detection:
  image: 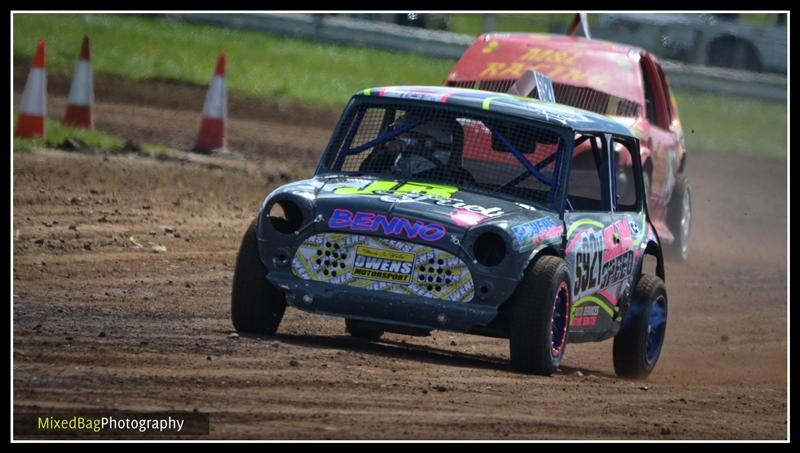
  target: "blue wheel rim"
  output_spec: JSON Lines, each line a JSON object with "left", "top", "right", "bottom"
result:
{"left": 645, "top": 295, "right": 667, "bottom": 365}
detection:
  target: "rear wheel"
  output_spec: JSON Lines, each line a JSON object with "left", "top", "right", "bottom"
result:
{"left": 345, "top": 319, "right": 384, "bottom": 340}
{"left": 231, "top": 219, "right": 287, "bottom": 334}
{"left": 509, "top": 256, "right": 571, "bottom": 375}
{"left": 666, "top": 175, "right": 692, "bottom": 261}
{"left": 613, "top": 274, "right": 667, "bottom": 379}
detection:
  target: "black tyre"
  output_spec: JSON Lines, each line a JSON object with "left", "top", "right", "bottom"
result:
{"left": 666, "top": 175, "right": 692, "bottom": 261}
{"left": 509, "top": 256, "right": 571, "bottom": 375}
{"left": 231, "top": 219, "right": 286, "bottom": 334}
{"left": 613, "top": 274, "right": 667, "bottom": 379}
{"left": 345, "top": 319, "right": 384, "bottom": 341}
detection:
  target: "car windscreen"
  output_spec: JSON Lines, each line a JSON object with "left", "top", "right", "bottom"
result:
{"left": 321, "top": 101, "right": 568, "bottom": 209}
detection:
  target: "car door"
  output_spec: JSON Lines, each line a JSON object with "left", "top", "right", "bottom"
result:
{"left": 606, "top": 136, "right": 645, "bottom": 312}
{"left": 640, "top": 55, "right": 682, "bottom": 229}
{"left": 563, "top": 134, "right": 616, "bottom": 340}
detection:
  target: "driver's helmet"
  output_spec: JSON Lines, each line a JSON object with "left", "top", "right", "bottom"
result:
{"left": 387, "top": 117, "right": 460, "bottom": 177}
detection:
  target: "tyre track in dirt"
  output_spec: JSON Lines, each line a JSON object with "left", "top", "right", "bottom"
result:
{"left": 13, "top": 73, "right": 787, "bottom": 439}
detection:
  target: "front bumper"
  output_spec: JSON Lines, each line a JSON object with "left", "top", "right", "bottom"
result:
{"left": 259, "top": 220, "right": 525, "bottom": 333}
{"left": 267, "top": 273, "right": 500, "bottom": 332}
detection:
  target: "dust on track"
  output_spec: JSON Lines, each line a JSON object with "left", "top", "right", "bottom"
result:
{"left": 13, "top": 73, "right": 787, "bottom": 439}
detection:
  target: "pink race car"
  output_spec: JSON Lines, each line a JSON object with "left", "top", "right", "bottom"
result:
{"left": 445, "top": 22, "right": 692, "bottom": 260}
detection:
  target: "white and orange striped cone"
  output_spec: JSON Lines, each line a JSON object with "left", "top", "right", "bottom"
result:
{"left": 193, "top": 52, "right": 226, "bottom": 153}
{"left": 64, "top": 34, "right": 94, "bottom": 129}
{"left": 15, "top": 39, "right": 47, "bottom": 139}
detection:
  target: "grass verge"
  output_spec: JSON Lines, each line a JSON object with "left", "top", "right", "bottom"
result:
{"left": 13, "top": 13, "right": 453, "bottom": 109}
{"left": 13, "top": 117, "right": 125, "bottom": 152}
{"left": 13, "top": 115, "right": 177, "bottom": 160}
{"left": 673, "top": 89, "right": 786, "bottom": 158}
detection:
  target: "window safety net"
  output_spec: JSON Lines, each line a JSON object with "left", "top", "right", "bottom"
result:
{"left": 326, "top": 102, "right": 567, "bottom": 207}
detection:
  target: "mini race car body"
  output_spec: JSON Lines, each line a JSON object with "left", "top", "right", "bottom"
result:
{"left": 445, "top": 32, "right": 692, "bottom": 260}
{"left": 233, "top": 85, "right": 669, "bottom": 378}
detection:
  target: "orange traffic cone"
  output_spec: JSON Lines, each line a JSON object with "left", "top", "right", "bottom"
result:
{"left": 15, "top": 39, "right": 47, "bottom": 139}
{"left": 64, "top": 34, "right": 94, "bottom": 129}
{"left": 193, "top": 52, "right": 226, "bottom": 153}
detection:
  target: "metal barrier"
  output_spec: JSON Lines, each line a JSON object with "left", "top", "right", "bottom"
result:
{"left": 659, "top": 60, "right": 786, "bottom": 102}
{"left": 165, "top": 13, "right": 786, "bottom": 102}
{"left": 165, "top": 13, "right": 474, "bottom": 59}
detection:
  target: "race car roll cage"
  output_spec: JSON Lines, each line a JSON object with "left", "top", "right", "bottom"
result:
{"left": 320, "top": 98, "right": 643, "bottom": 216}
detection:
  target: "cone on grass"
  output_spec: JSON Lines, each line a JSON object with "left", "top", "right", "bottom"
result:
{"left": 193, "top": 52, "right": 227, "bottom": 153}
{"left": 15, "top": 39, "right": 47, "bottom": 139}
{"left": 64, "top": 34, "right": 94, "bottom": 129}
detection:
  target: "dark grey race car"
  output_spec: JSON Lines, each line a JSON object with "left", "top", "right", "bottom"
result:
{"left": 232, "top": 85, "right": 668, "bottom": 378}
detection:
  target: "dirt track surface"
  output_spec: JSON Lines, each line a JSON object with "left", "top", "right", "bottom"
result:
{"left": 13, "top": 75, "right": 787, "bottom": 440}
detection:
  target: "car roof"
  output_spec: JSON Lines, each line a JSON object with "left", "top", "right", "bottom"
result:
{"left": 354, "top": 85, "right": 635, "bottom": 137}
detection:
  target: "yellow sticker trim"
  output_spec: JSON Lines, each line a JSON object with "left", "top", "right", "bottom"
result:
{"left": 355, "top": 246, "right": 414, "bottom": 262}
{"left": 334, "top": 180, "right": 459, "bottom": 199}
{"left": 566, "top": 219, "right": 604, "bottom": 239}
{"left": 570, "top": 295, "right": 615, "bottom": 321}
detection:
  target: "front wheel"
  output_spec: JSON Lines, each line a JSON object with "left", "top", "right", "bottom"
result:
{"left": 613, "top": 274, "right": 668, "bottom": 379}
{"left": 509, "top": 256, "right": 571, "bottom": 375}
{"left": 231, "top": 219, "right": 287, "bottom": 334}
